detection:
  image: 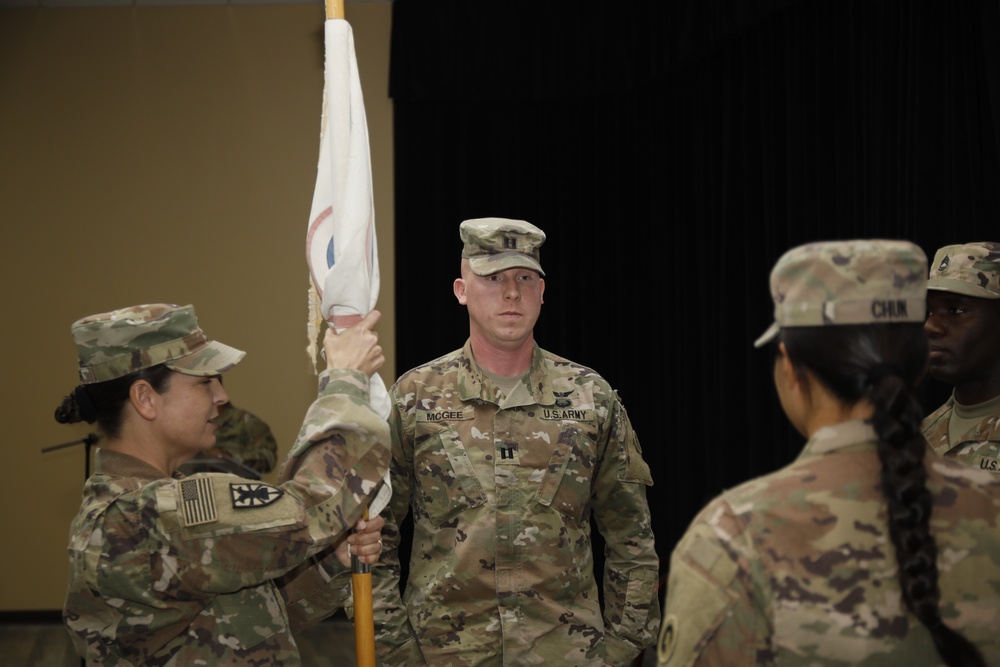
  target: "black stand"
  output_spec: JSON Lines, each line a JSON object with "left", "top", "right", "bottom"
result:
{"left": 41, "top": 433, "right": 100, "bottom": 481}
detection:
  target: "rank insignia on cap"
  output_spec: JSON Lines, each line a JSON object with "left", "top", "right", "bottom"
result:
{"left": 180, "top": 478, "right": 218, "bottom": 526}
{"left": 230, "top": 483, "right": 284, "bottom": 509}
{"left": 503, "top": 236, "right": 517, "bottom": 250}
{"left": 938, "top": 255, "right": 950, "bottom": 272}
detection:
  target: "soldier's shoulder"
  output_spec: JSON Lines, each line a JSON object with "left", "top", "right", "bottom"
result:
{"left": 538, "top": 347, "right": 614, "bottom": 388}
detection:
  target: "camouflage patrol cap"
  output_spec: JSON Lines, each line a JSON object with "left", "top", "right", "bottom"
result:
{"left": 754, "top": 240, "right": 927, "bottom": 348}
{"left": 72, "top": 303, "right": 245, "bottom": 384}
{"left": 927, "top": 241, "right": 1000, "bottom": 299}
{"left": 460, "top": 217, "right": 546, "bottom": 276}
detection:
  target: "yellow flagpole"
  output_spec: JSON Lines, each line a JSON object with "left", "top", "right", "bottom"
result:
{"left": 321, "top": 4, "right": 377, "bottom": 666}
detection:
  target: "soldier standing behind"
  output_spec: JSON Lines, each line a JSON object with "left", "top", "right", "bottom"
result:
{"left": 371, "top": 218, "right": 661, "bottom": 667}
{"left": 922, "top": 241, "right": 1000, "bottom": 473}
{"left": 57, "top": 303, "right": 390, "bottom": 665}
{"left": 206, "top": 400, "right": 280, "bottom": 474}
{"left": 658, "top": 241, "right": 999, "bottom": 666}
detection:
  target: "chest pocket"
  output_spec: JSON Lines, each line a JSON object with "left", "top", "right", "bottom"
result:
{"left": 412, "top": 422, "right": 487, "bottom": 527}
{"left": 533, "top": 419, "right": 598, "bottom": 525}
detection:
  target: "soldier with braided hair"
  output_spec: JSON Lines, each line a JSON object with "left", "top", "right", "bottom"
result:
{"left": 657, "top": 240, "right": 1000, "bottom": 667}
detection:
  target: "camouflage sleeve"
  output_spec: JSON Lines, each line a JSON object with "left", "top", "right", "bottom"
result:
{"left": 592, "top": 391, "right": 662, "bottom": 666}
{"left": 135, "top": 368, "right": 390, "bottom": 597}
{"left": 371, "top": 388, "right": 426, "bottom": 665}
{"left": 658, "top": 499, "right": 770, "bottom": 667}
{"left": 279, "top": 546, "right": 353, "bottom": 632}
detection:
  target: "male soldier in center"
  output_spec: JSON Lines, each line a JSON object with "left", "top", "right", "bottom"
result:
{"left": 371, "top": 217, "right": 661, "bottom": 666}
{"left": 922, "top": 241, "right": 1000, "bottom": 473}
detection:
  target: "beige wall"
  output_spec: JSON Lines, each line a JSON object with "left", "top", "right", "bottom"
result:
{"left": 0, "top": 3, "right": 394, "bottom": 612}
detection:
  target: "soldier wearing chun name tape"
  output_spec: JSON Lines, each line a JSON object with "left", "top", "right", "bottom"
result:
{"left": 922, "top": 241, "right": 1000, "bottom": 474}
{"left": 371, "top": 218, "right": 661, "bottom": 667}
{"left": 657, "top": 241, "right": 1000, "bottom": 667}
{"left": 56, "top": 303, "right": 390, "bottom": 666}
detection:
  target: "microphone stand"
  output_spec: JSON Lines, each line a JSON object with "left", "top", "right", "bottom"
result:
{"left": 41, "top": 433, "right": 99, "bottom": 481}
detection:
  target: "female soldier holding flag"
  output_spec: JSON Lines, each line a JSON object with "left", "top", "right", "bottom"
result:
{"left": 58, "top": 303, "right": 390, "bottom": 665}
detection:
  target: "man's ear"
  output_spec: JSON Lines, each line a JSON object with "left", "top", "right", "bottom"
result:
{"left": 129, "top": 380, "right": 158, "bottom": 422}
{"left": 454, "top": 278, "right": 468, "bottom": 305}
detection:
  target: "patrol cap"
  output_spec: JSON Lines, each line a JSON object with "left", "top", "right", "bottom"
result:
{"left": 754, "top": 240, "right": 927, "bottom": 348}
{"left": 927, "top": 241, "right": 1000, "bottom": 299}
{"left": 460, "top": 217, "right": 546, "bottom": 276}
{"left": 72, "top": 303, "right": 245, "bottom": 384}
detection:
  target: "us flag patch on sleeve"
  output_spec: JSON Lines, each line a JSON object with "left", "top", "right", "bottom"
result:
{"left": 230, "top": 483, "right": 284, "bottom": 509}
{"left": 180, "top": 478, "right": 218, "bottom": 526}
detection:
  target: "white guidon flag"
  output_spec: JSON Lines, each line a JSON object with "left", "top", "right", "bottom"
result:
{"left": 305, "top": 18, "right": 391, "bottom": 516}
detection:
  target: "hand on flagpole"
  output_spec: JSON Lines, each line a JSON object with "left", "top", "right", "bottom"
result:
{"left": 334, "top": 514, "right": 385, "bottom": 567}
{"left": 322, "top": 310, "right": 384, "bottom": 378}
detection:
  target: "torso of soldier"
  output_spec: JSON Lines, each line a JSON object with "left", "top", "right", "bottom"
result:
{"left": 922, "top": 392, "right": 1000, "bottom": 473}
{"left": 392, "top": 342, "right": 624, "bottom": 665}
{"left": 659, "top": 420, "right": 1000, "bottom": 666}
{"left": 64, "top": 449, "right": 301, "bottom": 666}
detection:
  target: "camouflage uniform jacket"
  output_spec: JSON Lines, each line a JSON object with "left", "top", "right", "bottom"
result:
{"left": 922, "top": 394, "right": 1000, "bottom": 473}
{"left": 64, "top": 368, "right": 390, "bottom": 666}
{"left": 211, "top": 402, "right": 279, "bottom": 473}
{"left": 657, "top": 419, "right": 1000, "bottom": 666}
{"left": 372, "top": 340, "right": 661, "bottom": 667}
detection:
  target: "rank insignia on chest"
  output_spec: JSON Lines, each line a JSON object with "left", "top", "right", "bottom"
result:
{"left": 230, "top": 482, "right": 284, "bottom": 509}
{"left": 497, "top": 441, "right": 520, "bottom": 465}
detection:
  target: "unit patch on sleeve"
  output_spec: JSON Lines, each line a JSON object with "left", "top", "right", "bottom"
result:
{"left": 230, "top": 482, "right": 285, "bottom": 509}
{"left": 180, "top": 477, "right": 218, "bottom": 526}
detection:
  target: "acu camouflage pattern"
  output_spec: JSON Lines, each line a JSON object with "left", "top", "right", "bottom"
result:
{"left": 658, "top": 420, "right": 1000, "bottom": 667}
{"left": 922, "top": 395, "right": 1000, "bottom": 473}
{"left": 755, "top": 240, "right": 926, "bottom": 348}
{"left": 460, "top": 217, "right": 546, "bottom": 276}
{"left": 927, "top": 241, "right": 1000, "bottom": 299}
{"left": 72, "top": 303, "right": 245, "bottom": 384}
{"left": 372, "top": 340, "right": 660, "bottom": 667}
{"left": 64, "top": 368, "right": 390, "bottom": 666}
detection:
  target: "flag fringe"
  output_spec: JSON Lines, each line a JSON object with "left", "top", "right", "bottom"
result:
{"left": 306, "top": 276, "right": 325, "bottom": 374}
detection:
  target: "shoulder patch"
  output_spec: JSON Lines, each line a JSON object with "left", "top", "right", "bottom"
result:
{"left": 230, "top": 482, "right": 284, "bottom": 509}
{"left": 180, "top": 477, "right": 218, "bottom": 526}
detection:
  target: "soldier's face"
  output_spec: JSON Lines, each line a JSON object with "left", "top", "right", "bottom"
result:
{"left": 455, "top": 264, "right": 544, "bottom": 351}
{"left": 155, "top": 373, "right": 230, "bottom": 459}
{"left": 925, "top": 291, "right": 1000, "bottom": 393}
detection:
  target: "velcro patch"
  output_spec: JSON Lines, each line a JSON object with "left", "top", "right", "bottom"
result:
{"left": 230, "top": 482, "right": 284, "bottom": 509}
{"left": 180, "top": 478, "right": 218, "bottom": 526}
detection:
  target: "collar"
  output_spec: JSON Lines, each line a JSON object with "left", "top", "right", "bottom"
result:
{"left": 456, "top": 339, "right": 557, "bottom": 408}
{"left": 799, "top": 419, "right": 878, "bottom": 458}
{"left": 92, "top": 447, "right": 179, "bottom": 481}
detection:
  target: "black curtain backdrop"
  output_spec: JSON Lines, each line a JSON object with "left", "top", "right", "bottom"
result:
{"left": 387, "top": 0, "right": 1000, "bottom": 590}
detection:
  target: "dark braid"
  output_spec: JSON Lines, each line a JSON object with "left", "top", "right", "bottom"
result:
{"left": 779, "top": 324, "right": 986, "bottom": 667}
{"left": 54, "top": 365, "right": 174, "bottom": 440}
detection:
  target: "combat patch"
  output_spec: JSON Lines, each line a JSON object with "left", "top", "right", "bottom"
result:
{"left": 230, "top": 482, "right": 284, "bottom": 509}
{"left": 180, "top": 477, "right": 218, "bottom": 526}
